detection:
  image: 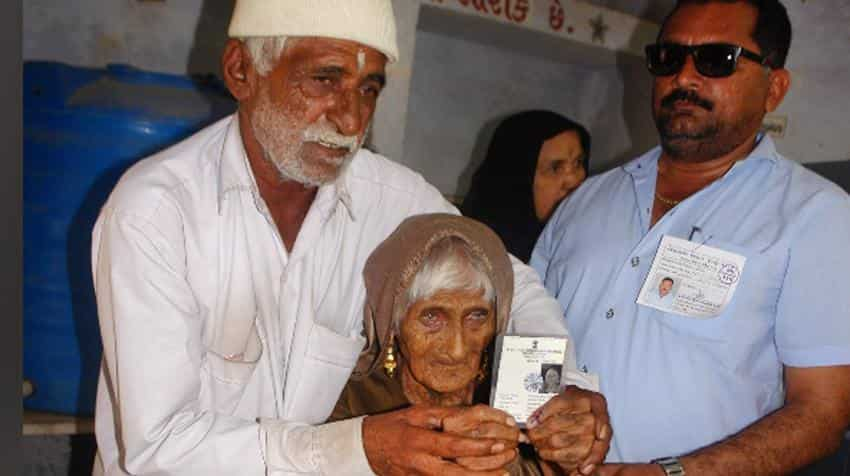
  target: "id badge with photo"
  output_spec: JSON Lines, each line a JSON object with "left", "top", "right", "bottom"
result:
{"left": 637, "top": 235, "right": 746, "bottom": 319}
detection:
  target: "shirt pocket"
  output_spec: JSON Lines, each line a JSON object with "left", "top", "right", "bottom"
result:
{"left": 200, "top": 320, "right": 263, "bottom": 414}
{"left": 651, "top": 238, "right": 784, "bottom": 342}
{"left": 289, "top": 323, "right": 366, "bottom": 424}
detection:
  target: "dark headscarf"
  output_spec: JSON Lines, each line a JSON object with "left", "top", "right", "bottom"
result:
{"left": 461, "top": 110, "right": 591, "bottom": 263}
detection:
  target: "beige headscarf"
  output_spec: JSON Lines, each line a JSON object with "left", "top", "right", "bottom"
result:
{"left": 351, "top": 213, "right": 514, "bottom": 379}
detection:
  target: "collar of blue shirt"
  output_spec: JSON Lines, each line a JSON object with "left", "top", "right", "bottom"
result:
{"left": 622, "top": 133, "right": 779, "bottom": 179}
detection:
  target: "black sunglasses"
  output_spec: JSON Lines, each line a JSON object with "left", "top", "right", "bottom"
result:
{"left": 645, "top": 42, "right": 770, "bottom": 78}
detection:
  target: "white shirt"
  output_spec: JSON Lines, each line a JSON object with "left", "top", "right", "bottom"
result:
{"left": 91, "top": 115, "right": 573, "bottom": 475}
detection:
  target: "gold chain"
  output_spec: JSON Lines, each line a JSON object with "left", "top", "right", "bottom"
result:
{"left": 655, "top": 192, "right": 681, "bottom": 206}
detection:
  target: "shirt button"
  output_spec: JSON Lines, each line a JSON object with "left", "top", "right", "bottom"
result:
{"left": 606, "top": 308, "right": 615, "bottom": 319}
{"left": 631, "top": 256, "right": 640, "bottom": 267}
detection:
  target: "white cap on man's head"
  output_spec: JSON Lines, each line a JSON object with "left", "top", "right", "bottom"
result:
{"left": 227, "top": 0, "right": 399, "bottom": 63}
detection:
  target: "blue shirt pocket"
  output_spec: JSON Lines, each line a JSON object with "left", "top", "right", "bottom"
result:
{"left": 649, "top": 237, "right": 785, "bottom": 349}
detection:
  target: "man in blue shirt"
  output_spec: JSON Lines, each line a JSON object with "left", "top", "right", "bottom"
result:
{"left": 531, "top": 1, "right": 850, "bottom": 475}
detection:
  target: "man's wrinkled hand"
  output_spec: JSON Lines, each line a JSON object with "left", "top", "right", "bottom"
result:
{"left": 442, "top": 404, "right": 522, "bottom": 471}
{"left": 526, "top": 386, "right": 611, "bottom": 475}
{"left": 363, "top": 405, "right": 516, "bottom": 476}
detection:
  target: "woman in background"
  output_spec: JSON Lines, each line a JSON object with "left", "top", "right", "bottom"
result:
{"left": 462, "top": 110, "right": 591, "bottom": 263}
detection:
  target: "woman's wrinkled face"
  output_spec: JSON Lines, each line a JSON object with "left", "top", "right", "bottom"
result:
{"left": 400, "top": 289, "right": 496, "bottom": 394}
{"left": 533, "top": 130, "right": 587, "bottom": 222}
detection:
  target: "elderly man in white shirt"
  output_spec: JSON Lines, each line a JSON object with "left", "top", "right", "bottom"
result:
{"left": 90, "top": 1, "right": 611, "bottom": 475}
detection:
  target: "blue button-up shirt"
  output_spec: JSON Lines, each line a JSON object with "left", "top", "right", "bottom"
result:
{"left": 531, "top": 136, "right": 850, "bottom": 462}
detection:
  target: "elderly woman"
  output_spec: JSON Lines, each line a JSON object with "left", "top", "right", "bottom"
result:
{"left": 331, "top": 214, "right": 579, "bottom": 475}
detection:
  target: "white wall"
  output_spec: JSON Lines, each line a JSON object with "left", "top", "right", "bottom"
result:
{"left": 23, "top": 0, "right": 233, "bottom": 78}
{"left": 23, "top": 0, "right": 850, "bottom": 169}
{"left": 778, "top": 1, "right": 850, "bottom": 163}
{"left": 400, "top": 5, "right": 655, "bottom": 197}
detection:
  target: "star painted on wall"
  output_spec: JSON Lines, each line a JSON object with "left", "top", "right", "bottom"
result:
{"left": 589, "top": 14, "right": 609, "bottom": 44}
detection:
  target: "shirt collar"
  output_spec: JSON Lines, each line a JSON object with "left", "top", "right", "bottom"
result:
{"left": 312, "top": 170, "right": 356, "bottom": 222}
{"left": 217, "top": 114, "right": 257, "bottom": 214}
{"left": 748, "top": 133, "right": 779, "bottom": 163}
{"left": 216, "top": 114, "right": 356, "bottom": 221}
{"left": 622, "top": 147, "right": 662, "bottom": 177}
{"left": 623, "top": 133, "right": 780, "bottom": 178}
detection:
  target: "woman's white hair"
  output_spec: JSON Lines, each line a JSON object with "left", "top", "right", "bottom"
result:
{"left": 403, "top": 237, "right": 495, "bottom": 327}
{"left": 239, "top": 36, "right": 289, "bottom": 76}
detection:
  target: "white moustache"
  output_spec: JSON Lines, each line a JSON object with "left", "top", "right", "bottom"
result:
{"left": 303, "top": 126, "right": 359, "bottom": 151}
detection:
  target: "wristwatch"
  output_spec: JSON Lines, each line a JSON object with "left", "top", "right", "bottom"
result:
{"left": 651, "top": 456, "right": 685, "bottom": 476}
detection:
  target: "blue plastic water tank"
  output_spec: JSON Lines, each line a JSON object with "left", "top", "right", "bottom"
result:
{"left": 24, "top": 61, "right": 237, "bottom": 415}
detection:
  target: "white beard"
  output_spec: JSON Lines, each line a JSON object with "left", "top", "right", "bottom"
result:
{"left": 250, "top": 87, "right": 368, "bottom": 187}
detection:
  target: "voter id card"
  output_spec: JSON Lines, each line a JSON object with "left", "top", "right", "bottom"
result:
{"left": 637, "top": 235, "right": 746, "bottom": 319}
{"left": 490, "top": 335, "right": 569, "bottom": 427}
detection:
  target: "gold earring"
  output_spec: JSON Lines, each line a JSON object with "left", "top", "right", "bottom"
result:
{"left": 383, "top": 336, "right": 397, "bottom": 378}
